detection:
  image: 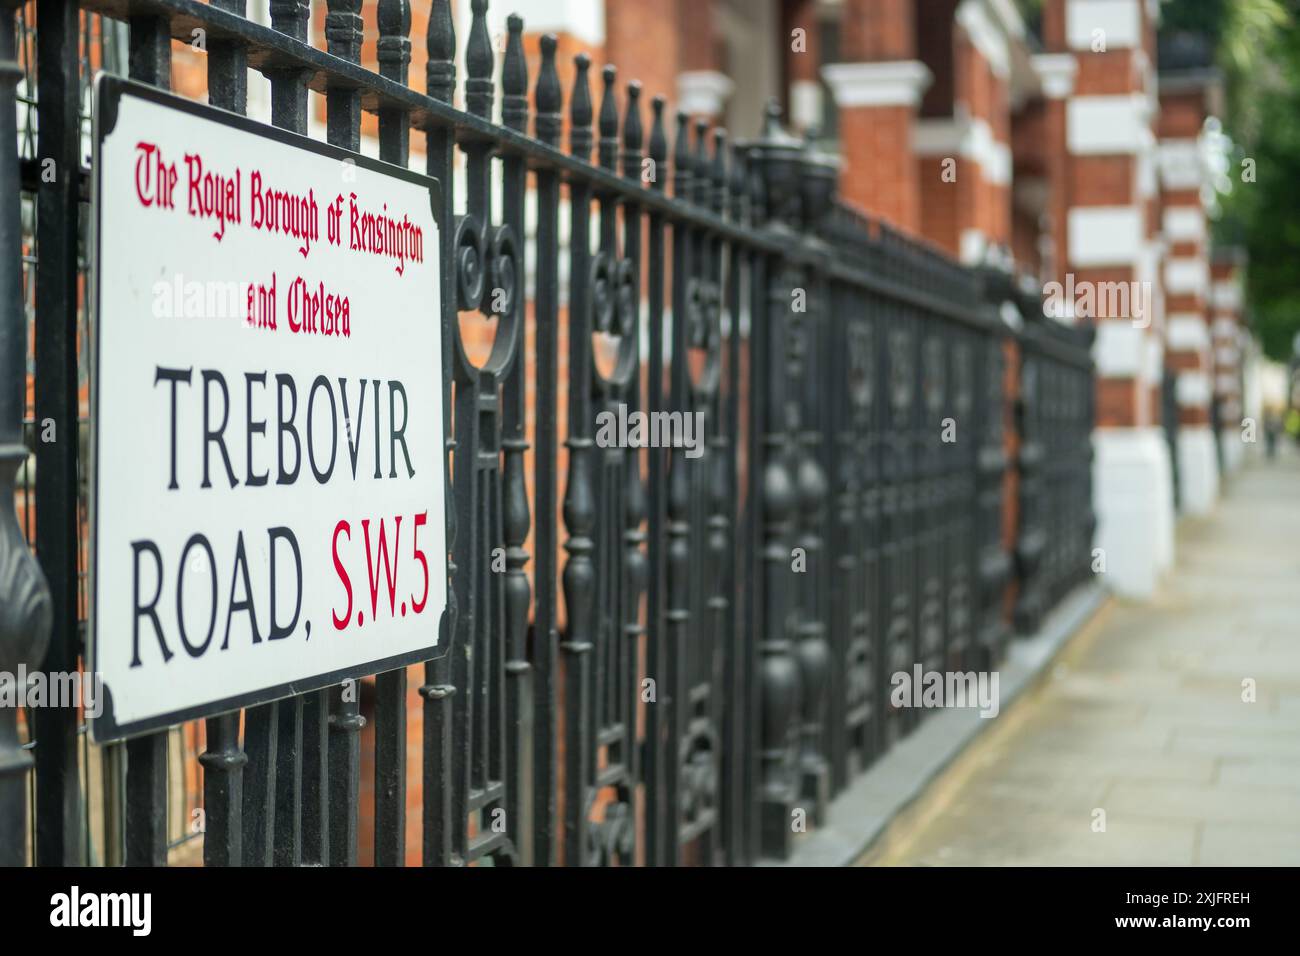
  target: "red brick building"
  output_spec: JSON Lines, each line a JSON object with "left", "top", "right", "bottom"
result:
{"left": 460, "top": 0, "right": 1242, "bottom": 600}
{"left": 16, "top": 0, "right": 1249, "bottom": 866}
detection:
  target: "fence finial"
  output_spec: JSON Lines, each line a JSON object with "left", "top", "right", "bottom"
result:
{"left": 325, "top": 0, "right": 363, "bottom": 64}
{"left": 502, "top": 14, "right": 528, "bottom": 132}
{"left": 465, "top": 0, "right": 494, "bottom": 118}
{"left": 694, "top": 118, "right": 710, "bottom": 205}
{"left": 673, "top": 111, "right": 692, "bottom": 199}
{"left": 711, "top": 128, "right": 727, "bottom": 214}
{"left": 570, "top": 53, "right": 593, "bottom": 160}
{"left": 730, "top": 142, "right": 747, "bottom": 222}
{"left": 622, "top": 82, "right": 642, "bottom": 180}
{"left": 598, "top": 65, "right": 618, "bottom": 171}
{"left": 427, "top": 0, "right": 456, "bottom": 102}
{"left": 535, "top": 35, "right": 561, "bottom": 146}
{"left": 377, "top": 0, "right": 412, "bottom": 83}
{"left": 649, "top": 96, "right": 667, "bottom": 192}
{"left": 270, "top": 0, "right": 310, "bottom": 41}
{"left": 762, "top": 98, "right": 784, "bottom": 137}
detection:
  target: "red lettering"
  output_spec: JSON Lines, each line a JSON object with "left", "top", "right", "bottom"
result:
{"left": 362, "top": 516, "right": 402, "bottom": 620}
{"left": 411, "top": 511, "right": 429, "bottom": 613}
{"left": 332, "top": 520, "right": 352, "bottom": 630}
{"left": 134, "top": 141, "right": 177, "bottom": 210}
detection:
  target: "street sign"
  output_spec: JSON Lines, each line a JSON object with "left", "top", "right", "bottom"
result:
{"left": 88, "top": 76, "right": 448, "bottom": 741}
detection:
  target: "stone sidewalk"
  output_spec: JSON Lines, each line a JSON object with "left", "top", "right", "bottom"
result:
{"left": 864, "top": 449, "right": 1300, "bottom": 866}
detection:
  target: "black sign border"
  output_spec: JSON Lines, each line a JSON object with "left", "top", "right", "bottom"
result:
{"left": 88, "top": 73, "right": 452, "bottom": 743}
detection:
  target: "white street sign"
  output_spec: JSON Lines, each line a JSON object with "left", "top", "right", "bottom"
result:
{"left": 89, "top": 77, "right": 448, "bottom": 741}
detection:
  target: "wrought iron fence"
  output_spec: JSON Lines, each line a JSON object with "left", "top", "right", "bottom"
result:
{"left": 0, "top": 0, "right": 1096, "bottom": 867}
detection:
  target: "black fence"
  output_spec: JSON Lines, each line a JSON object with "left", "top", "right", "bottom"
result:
{"left": 0, "top": 0, "right": 1095, "bottom": 867}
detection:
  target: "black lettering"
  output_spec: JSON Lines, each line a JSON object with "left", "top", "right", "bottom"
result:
{"left": 154, "top": 366, "right": 192, "bottom": 490}
{"left": 388, "top": 379, "right": 414, "bottom": 478}
{"left": 245, "top": 371, "right": 269, "bottom": 487}
{"left": 339, "top": 377, "right": 367, "bottom": 479}
{"left": 371, "top": 378, "right": 382, "bottom": 479}
{"left": 276, "top": 373, "right": 300, "bottom": 484}
{"left": 201, "top": 370, "right": 238, "bottom": 489}
{"left": 222, "top": 530, "right": 261, "bottom": 648}
{"left": 307, "top": 375, "right": 338, "bottom": 483}
{"left": 268, "top": 526, "right": 302, "bottom": 641}
{"left": 176, "top": 533, "right": 218, "bottom": 657}
{"left": 130, "top": 539, "right": 172, "bottom": 667}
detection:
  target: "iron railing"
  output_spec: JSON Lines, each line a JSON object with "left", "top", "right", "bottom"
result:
{"left": 0, "top": 0, "right": 1096, "bottom": 867}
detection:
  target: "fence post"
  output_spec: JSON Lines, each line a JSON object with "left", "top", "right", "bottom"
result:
{"left": 1014, "top": 294, "right": 1048, "bottom": 636}
{"left": 0, "top": 0, "right": 52, "bottom": 868}
{"left": 200, "top": 0, "right": 254, "bottom": 869}
{"left": 969, "top": 268, "right": 1012, "bottom": 665}
{"left": 749, "top": 104, "right": 804, "bottom": 860}
{"left": 792, "top": 137, "right": 836, "bottom": 824}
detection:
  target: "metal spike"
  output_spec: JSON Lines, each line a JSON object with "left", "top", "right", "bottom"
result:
{"left": 570, "top": 53, "right": 593, "bottom": 160}
{"left": 426, "top": 0, "right": 455, "bottom": 102}
{"left": 535, "top": 34, "right": 561, "bottom": 146}
{"left": 598, "top": 65, "right": 618, "bottom": 171}
{"left": 502, "top": 13, "right": 528, "bottom": 132}
{"left": 694, "top": 118, "right": 710, "bottom": 205}
{"left": 376, "top": 0, "right": 412, "bottom": 84}
{"left": 648, "top": 96, "right": 667, "bottom": 192}
{"left": 673, "top": 111, "right": 692, "bottom": 199}
{"left": 465, "top": 0, "right": 494, "bottom": 118}
{"left": 711, "top": 128, "right": 727, "bottom": 214}
{"left": 622, "top": 82, "right": 642, "bottom": 180}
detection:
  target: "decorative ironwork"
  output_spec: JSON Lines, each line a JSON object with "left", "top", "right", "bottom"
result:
{"left": 2, "top": 0, "right": 1099, "bottom": 868}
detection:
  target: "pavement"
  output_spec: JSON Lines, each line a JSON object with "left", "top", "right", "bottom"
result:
{"left": 862, "top": 447, "right": 1300, "bottom": 866}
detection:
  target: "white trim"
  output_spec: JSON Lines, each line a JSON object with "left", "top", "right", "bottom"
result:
{"left": 913, "top": 117, "right": 965, "bottom": 154}
{"left": 1066, "top": 0, "right": 1142, "bottom": 51}
{"left": 1164, "top": 257, "right": 1208, "bottom": 297}
{"left": 676, "top": 71, "right": 735, "bottom": 118}
{"left": 1165, "top": 314, "right": 1209, "bottom": 351}
{"left": 1136, "top": 128, "right": 1158, "bottom": 199}
{"left": 914, "top": 114, "right": 1011, "bottom": 185}
{"left": 1176, "top": 370, "right": 1211, "bottom": 408}
{"left": 821, "top": 60, "right": 933, "bottom": 109}
{"left": 1092, "top": 426, "right": 1175, "bottom": 598}
{"left": 1093, "top": 320, "right": 1145, "bottom": 376}
{"left": 1067, "top": 206, "right": 1143, "bottom": 268}
{"left": 1211, "top": 280, "right": 1242, "bottom": 311}
{"left": 957, "top": 0, "right": 1010, "bottom": 79}
{"left": 988, "top": 0, "right": 1028, "bottom": 37}
{"left": 1162, "top": 206, "right": 1205, "bottom": 243}
{"left": 1067, "top": 94, "right": 1149, "bottom": 154}
{"left": 1157, "top": 139, "right": 1205, "bottom": 191}
{"left": 1143, "top": 335, "right": 1164, "bottom": 385}
{"left": 1212, "top": 317, "right": 1238, "bottom": 338}
{"left": 1176, "top": 426, "right": 1219, "bottom": 516}
{"left": 1031, "top": 53, "right": 1078, "bottom": 99}
{"left": 1215, "top": 345, "right": 1238, "bottom": 368}
{"left": 986, "top": 139, "right": 1012, "bottom": 186}
{"left": 959, "top": 228, "right": 989, "bottom": 265}
{"left": 789, "top": 79, "right": 823, "bottom": 131}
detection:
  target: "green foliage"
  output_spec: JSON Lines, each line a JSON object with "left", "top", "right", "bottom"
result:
{"left": 1198, "top": 0, "right": 1300, "bottom": 360}
{"left": 1161, "top": 0, "right": 1228, "bottom": 36}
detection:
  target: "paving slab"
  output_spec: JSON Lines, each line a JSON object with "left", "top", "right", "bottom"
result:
{"left": 865, "top": 452, "right": 1300, "bottom": 866}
